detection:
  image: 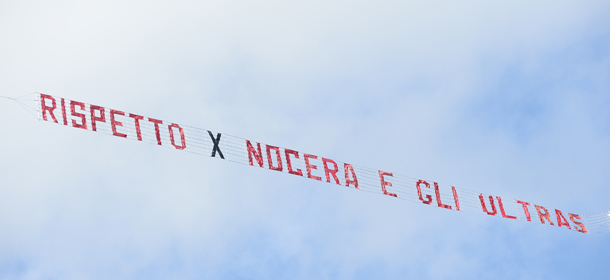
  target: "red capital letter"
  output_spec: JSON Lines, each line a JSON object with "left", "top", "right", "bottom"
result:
{"left": 555, "top": 209, "right": 571, "bottom": 229}
{"left": 148, "top": 118, "right": 163, "bottom": 145}
{"left": 516, "top": 200, "right": 531, "bottom": 221}
{"left": 284, "top": 149, "right": 303, "bottom": 176}
{"left": 246, "top": 140, "right": 263, "bottom": 167}
{"left": 304, "top": 154, "right": 322, "bottom": 181}
{"left": 70, "top": 101, "right": 87, "bottom": 130}
{"left": 322, "top": 158, "right": 340, "bottom": 184}
{"left": 129, "top": 114, "right": 144, "bottom": 141}
{"left": 479, "top": 194, "right": 497, "bottom": 216}
{"left": 379, "top": 171, "right": 397, "bottom": 197}
{"left": 61, "top": 98, "right": 67, "bottom": 125}
{"left": 496, "top": 196, "right": 516, "bottom": 219}
{"left": 90, "top": 105, "right": 105, "bottom": 132}
{"left": 40, "top": 94, "right": 58, "bottom": 123}
{"left": 534, "top": 205, "right": 554, "bottom": 225}
{"left": 266, "top": 145, "right": 283, "bottom": 171}
{"left": 569, "top": 214, "right": 587, "bottom": 233}
{"left": 452, "top": 186, "right": 461, "bottom": 211}
{"left": 416, "top": 180, "right": 432, "bottom": 204}
{"left": 434, "top": 182, "right": 451, "bottom": 209}
{"left": 168, "top": 123, "right": 186, "bottom": 150}
{"left": 110, "top": 110, "right": 127, "bottom": 138}
{"left": 344, "top": 163, "right": 359, "bottom": 189}
{"left": 285, "top": 149, "right": 303, "bottom": 176}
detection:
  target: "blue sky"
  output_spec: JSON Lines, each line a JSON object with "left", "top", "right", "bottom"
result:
{"left": 1, "top": 1, "right": 609, "bottom": 279}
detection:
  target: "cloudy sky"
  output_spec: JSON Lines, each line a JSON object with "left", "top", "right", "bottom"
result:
{"left": 1, "top": 1, "right": 609, "bottom": 279}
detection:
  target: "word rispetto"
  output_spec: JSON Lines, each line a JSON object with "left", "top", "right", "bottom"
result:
{"left": 36, "top": 93, "right": 610, "bottom": 234}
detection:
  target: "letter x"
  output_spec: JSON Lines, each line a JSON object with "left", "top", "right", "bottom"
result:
{"left": 208, "top": 130, "right": 225, "bottom": 159}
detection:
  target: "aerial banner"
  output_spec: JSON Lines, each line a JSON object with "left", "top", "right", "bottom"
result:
{"left": 35, "top": 93, "right": 610, "bottom": 234}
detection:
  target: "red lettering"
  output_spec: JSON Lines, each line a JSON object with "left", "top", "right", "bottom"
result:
{"left": 452, "top": 186, "right": 460, "bottom": 211}
{"left": 304, "top": 154, "right": 322, "bottom": 181}
{"left": 246, "top": 140, "right": 263, "bottom": 167}
{"left": 61, "top": 98, "right": 67, "bottom": 125}
{"left": 379, "top": 171, "right": 396, "bottom": 197}
{"left": 40, "top": 94, "right": 58, "bottom": 123}
{"left": 168, "top": 123, "right": 186, "bottom": 150}
{"left": 479, "top": 194, "right": 497, "bottom": 216}
{"left": 516, "top": 200, "right": 531, "bottom": 221}
{"left": 285, "top": 149, "right": 302, "bottom": 176}
{"left": 569, "top": 213, "right": 587, "bottom": 233}
{"left": 110, "top": 110, "right": 127, "bottom": 138}
{"left": 70, "top": 101, "right": 87, "bottom": 130}
{"left": 266, "top": 145, "right": 283, "bottom": 171}
{"left": 129, "top": 114, "right": 144, "bottom": 141}
{"left": 534, "top": 205, "right": 554, "bottom": 225}
{"left": 90, "top": 105, "right": 105, "bottom": 132}
{"left": 416, "top": 180, "right": 432, "bottom": 204}
{"left": 496, "top": 196, "right": 516, "bottom": 219}
{"left": 322, "top": 158, "right": 340, "bottom": 184}
{"left": 148, "top": 118, "right": 163, "bottom": 145}
{"left": 344, "top": 163, "right": 359, "bottom": 189}
{"left": 434, "top": 182, "right": 451, "bottom": 209}
{"left": 555, "top": 209, "right": 571, "bottom": 229}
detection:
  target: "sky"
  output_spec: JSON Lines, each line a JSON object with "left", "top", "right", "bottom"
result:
{"left": 1, "top": 1, "right": 609, "bottom": 279}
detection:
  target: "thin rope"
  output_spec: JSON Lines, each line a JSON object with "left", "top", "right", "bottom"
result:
{"left": 0, "top": 94, "right": 39, "bottom": 119}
